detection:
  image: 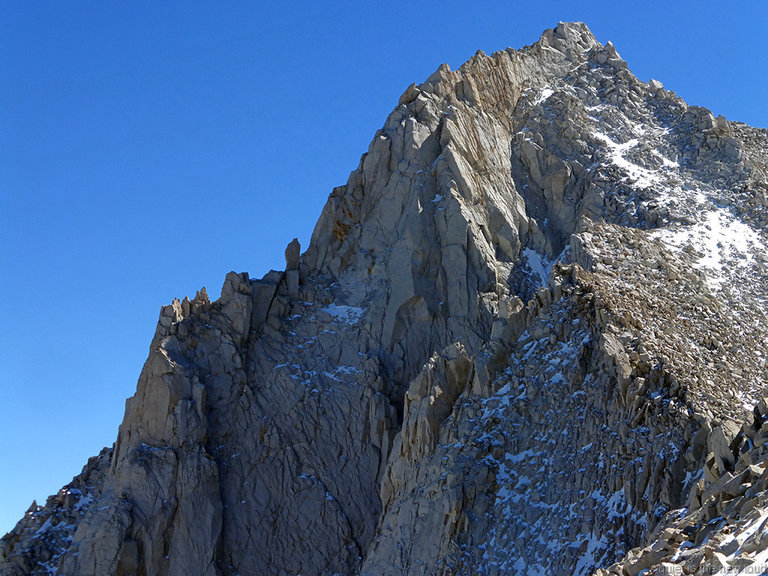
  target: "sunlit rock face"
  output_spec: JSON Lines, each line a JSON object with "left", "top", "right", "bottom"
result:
{"left": 3, "top": 21, "right": 768, "bottom": 576}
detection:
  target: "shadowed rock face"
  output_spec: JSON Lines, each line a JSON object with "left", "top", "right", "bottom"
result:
{"left": 3, "top": 21, "right": 768, "bottom": 576}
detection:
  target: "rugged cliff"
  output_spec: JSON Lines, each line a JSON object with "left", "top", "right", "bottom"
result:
{"left": 3, "top": 22, "right": 768, "bottom": 576}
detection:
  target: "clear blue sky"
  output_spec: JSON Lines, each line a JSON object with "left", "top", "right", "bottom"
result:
{"left": 1, "top": 1, "right": 766, "bottom": 535}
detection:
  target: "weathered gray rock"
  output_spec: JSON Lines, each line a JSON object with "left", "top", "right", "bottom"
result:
{"left": 250, "top": 269, "right": 281, "bottom": 328}
{"left": 285, "top": 237, "right": 301, "bottom": 270}
{"left": 709, "top": 420, "right": 741, "bottom": 473}
{"left": 4, "top": 20, "right": 768, "bottom": 576}
{"left": 285, "top": 269, "right": 299, "bottom": 296}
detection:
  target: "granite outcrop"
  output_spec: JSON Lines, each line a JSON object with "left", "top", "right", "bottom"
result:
{"left": 3, "top": 22, "right": 768, "bottom": 576}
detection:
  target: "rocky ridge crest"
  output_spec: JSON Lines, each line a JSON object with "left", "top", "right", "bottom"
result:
{"left": 3, "top": 22, "right": 768, "bottom": 576}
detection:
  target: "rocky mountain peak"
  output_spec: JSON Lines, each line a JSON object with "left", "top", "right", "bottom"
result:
{"left": 3, "top": 22, "right": 768, "bottom": 576}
